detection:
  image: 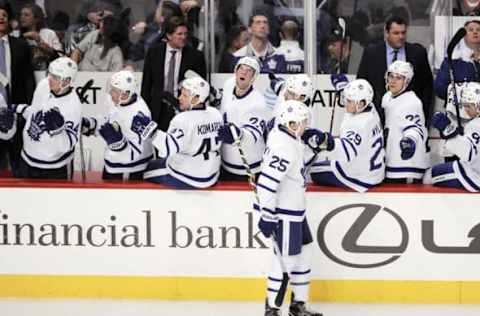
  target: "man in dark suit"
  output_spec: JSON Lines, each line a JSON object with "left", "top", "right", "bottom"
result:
{"left": 0, "top": 2, "right": 35, "bottom": 175}
{"left": 141, "top": 16, "right": 206, "bottom": 131}
{"left": 357, "top": 15, "right": 433, "bottom": 125}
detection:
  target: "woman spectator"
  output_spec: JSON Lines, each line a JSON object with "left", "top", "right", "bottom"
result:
{"left": 19, "top": 3, "right": 62, "bottom": 70}
{"left": 70, "top": 14, "right": 124, "bottom": 71}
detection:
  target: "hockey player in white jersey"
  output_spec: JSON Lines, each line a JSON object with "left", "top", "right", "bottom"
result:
{"left": 217, "top": 56, "right": 271, "bottom": 180}
{"left": 0, "top": 57, "right": 81, "bottom": 179}
{"left": 82, "top": 70, "right": 154, "bottom": 180}
{"left": 133, "top": 76, "right": 223, "bottom": 188}
{"left": 382, "top": 60, "right": 430, "bottom": 182}
{"left": 426, "top": 82, "right": 480, "bottom": 192}
{"left": 264, "top": 72, "right": 313, "bottom": 112}
{"left": 309, "top": 79, "right": 385, "bottom": 192}
{"left": 256, "top": 100, "right": 321, "bottom": 316}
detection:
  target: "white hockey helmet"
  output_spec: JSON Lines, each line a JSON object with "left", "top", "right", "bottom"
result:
{"left": 278, "top": 100, "right": 310, "bottom": 136}
{"left": 460, "top": 82, "right": 480, "bottom": 109}
{"left": 48, "top": 57, "right": 78, "bottom": 85}
{"left": 234, "top": 56, "right": 260, "bottom": 81}
{"left": 284, "top": 74, "right": 313, "bottom": 102}
{"left": 343, "top": 79, "right": 374, "bottom": 112}
{"left": 180, "top": 76, "right": 210, "bottom": 109}
{"left": 385, "top": 60, "right": 414, "bottom": 94}
{"left": 108, "top": 70, "right": 137, "bottom": 105}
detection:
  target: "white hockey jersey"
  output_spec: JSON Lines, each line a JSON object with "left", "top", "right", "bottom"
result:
{"left": 151, "top": 106, "right": 223, "bottom": 188}
{"left": 102, "top": 96, "right": 154, "bottom": 174}
{"left": 329, "top": 105, "right": 385, "bottom": 192}
{"left": 220, "top": 81, "right": 271, "bottom": 175}
{"left": 255, "top": 125, "right": 307, "bottom": 224}
{"left": 21, "top": 88, "right": 82, "bottom": 169}
{"left": 382, "top": 91, "right": 430, "bottom": 179}
{"left": 443, "top": 117, "right": 480, "bottom": 192}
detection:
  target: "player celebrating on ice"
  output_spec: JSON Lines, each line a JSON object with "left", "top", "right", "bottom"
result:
{"left": 425, "top": 82, "right": 480, "bottom": 192}
{"left": 309, "top": 79, "right": 385, "bottom": 192}
{"left": 255, "top": 99, "right": 322, "bottom": 316}
{"left": 381, "top": 60, "right": 430, "bottom": 183}
{"left": 82, "top": 70, "right": 154, "bottom": 180}
{"left": 133, "top": 76, "right": 223, "bottom": 188}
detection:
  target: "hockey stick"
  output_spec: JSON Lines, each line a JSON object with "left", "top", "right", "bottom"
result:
{"left": 78, "top": 127, "right": 86, "bottom": 182}
{"left": 447, "top": 27, "right": 467, "bottom": 131}
{"left": 227, "top": 121, "right": 291, "bottom": 307}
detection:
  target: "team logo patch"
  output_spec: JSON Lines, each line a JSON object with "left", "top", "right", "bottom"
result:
{"left": 302, "top": 81, "right": 307, "bottom": 87}
{"left": 127, "top": 77, "right": 132, "bottom": 83}
{"left": 287, "top": 106, "right": 293, "bottom": 112}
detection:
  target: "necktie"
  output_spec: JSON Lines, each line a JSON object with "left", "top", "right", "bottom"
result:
{"left": 165, "top": 50, "right": 177, "bottom": 94}
{"left": 0, "top": 40, "right": 7, "bottom": 102}
{"left": 392, "top": 49, "right": 399, "bottom": 63}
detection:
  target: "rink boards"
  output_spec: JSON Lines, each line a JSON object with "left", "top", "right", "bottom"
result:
{"left": 0, "top": 178, "right": 480, "bottom": 303}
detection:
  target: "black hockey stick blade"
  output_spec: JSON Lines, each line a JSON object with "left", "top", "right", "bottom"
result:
{"left": 447, "top": 27, "right": 466, "bottom": 61}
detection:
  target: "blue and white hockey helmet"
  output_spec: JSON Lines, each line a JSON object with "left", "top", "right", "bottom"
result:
{"left": 386, "top": 60, "right": 414, "bottom": 83}
{"left": 460, "top": 82, "right": 480, "bottom": 108}
{"left": 48, "top": 57, "right": 78, "bottom": 82}
{"left": 109, "top": 70, "right": 137, "bottom": 95}
{"left": 180, "top": 76, "right": 210, "bottom": 104}
{"left": 284, "top": 74, "right": 313, "bottom": 101}
{"left": 343, "top": 79, "right": 373, "bottom": 110}
{"left": 278, "top": 99, "right": 310, "bottom": 128}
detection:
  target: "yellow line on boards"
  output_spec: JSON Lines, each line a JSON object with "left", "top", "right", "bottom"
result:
{"left": 0, "top": 275, "right": 479, "bottom": 304}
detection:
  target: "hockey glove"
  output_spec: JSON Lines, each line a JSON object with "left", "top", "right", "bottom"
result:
{"left": 330, "top": 73, "right": 349, "bottom": 92}
{"left": 400, "top": 137, "right": 416, "bottom": 160}
{"left": 268, "top": 72, "right": 285, "bottom": 95}
{"left": 131, "top": 111, "right": 158, "bottom": 140}
{"left": 99, "top": 122, "right": 126, "bottom": 151}
{"left": 43, "top": 107, "right": 65, "bottom": 135}
{"left": 301, "top": 128, "right": 334, "bottom": 152}
{"left": 159, "top": 91, "right": 180, "bottom": 112}
{"left": 217, "top": 123, "right": 242, "bottom": 144}
{"left": 0, "top": 107, "right": 14, "bottom": 133}
{"left": 209, "top": 86, "right": 222, "bottom": 108}
{"left": 258, "top": 217, "right": 278, "bottom": 238}
{"left": 81, "top": 117, "right": 97, "bottom": 136}
{"left": 432, "top": 112, "right": 460, "bottom": 139}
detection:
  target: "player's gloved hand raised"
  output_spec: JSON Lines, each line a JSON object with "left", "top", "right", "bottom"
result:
{"left": 400, "top": 137, "right": 416, "bottom": 160}
{"left": 432, "top": 112, "right": 460, "bottom": 139}
{"left": 301, "top": 128, "right": 334, "bottom": 152}
{"left": 267, "top": 71, "right": 284, "bottom": 95}
{"left": 99, "top": 122, "right": 126, "bottom": 151}
{"left": 159, "top": 91, "right": 180, "bottom": 112}
{"left": 330, "top": 73, "right": 348, "bottom": 92}
{"left": 258, "top": 217, "right": 278, "bottom": 238}
{"left": 217, "top": 123, "right": 242, "bottom": 144}
{"left": 131, "top": 111, "right": 158, "bottom": 140}
{"left": 209, "top": 86, "right": 222, "bottom": 108}
{"left": 81, "top": 117, "right": 97, "bottom": 136}
{"left": 43, "top": 107, "right": 65, "bottom": 135}
{"left": 0, "top": 107, "right": 14, "bottom": 133}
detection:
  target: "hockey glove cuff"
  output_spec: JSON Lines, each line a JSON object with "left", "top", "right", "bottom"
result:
{"left": 432, "top": 112, "right": 460, "bottom": 139}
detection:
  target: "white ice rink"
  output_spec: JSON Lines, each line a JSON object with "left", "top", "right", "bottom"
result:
{"left": 2, "top": 299, "right": 480, "bottom": 316}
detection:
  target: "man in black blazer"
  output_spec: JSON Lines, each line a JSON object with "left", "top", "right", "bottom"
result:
{"left": 141, "top": 16, "right": 206, "bottom": 132}
{"left": 357, "top": 16, "right": 433, "bottom": 125}
{"left": 0, "top": 2, "right": 35, "bottom": 175}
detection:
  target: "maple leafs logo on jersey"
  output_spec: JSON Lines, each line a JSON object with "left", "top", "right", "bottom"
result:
{"left": 27, "top": 110, "right": 46, "bottom": 141}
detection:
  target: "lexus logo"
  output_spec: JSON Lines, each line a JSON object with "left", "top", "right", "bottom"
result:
{"left": 317, "top": 203, "right": 409, "bottom": 268}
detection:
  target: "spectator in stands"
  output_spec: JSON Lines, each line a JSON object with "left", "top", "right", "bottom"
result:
{"left": 226, "top": 9, "right": 286, "bottom": 73}
{"left": 19, "top": 3, "right": 62, "bottom": 70}
{"left": 128, "top": 0, "right": 183, "bottom": 65}
{"left": 357, "top": 15, "right": 433, "bottom": 125}
{"left": 321, "top": 34, "right": 349, "bottom": 74}
{"left": 141, "top": 16, "right": 206, "bottom": 132}
{"left": 276, "top": 19, "right": 304, "bottom": 74}
{"left": 435, "top": 21, "right": 480, "bottom": 101}
{"left": 66, "top": 1, "right": 119, "bottom": 54}
{"left": 453, "top": 0, "right": 480, "bottom": 16}
{"left": 49, "top": 10, "right": 70, "bottom": 56}
{"left": 70, "top": 14, "right": 124, "bottom": 71}
{"left": 0, "top": 2, "right": 36, "bottom": 177}
{"left": 218, "top": 24, "right": 249, "bottom": 73}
